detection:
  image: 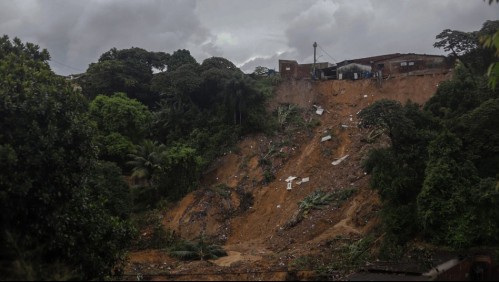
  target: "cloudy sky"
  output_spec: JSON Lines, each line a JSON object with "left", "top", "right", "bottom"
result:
{"left": 1, "top": 0, "right": 497, "bottom": 75}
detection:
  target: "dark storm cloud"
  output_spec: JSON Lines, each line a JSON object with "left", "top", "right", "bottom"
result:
{"left": 0, "top": 0, "right": 215, "bottom": 74}
{"left": 0, "top": 0, "right": 497, "bottom": 75}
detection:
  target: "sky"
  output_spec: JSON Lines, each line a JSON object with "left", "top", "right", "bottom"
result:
{"left": 1, "top": 0, "right": 497, "bottom": 76}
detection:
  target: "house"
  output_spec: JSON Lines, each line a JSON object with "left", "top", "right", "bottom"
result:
{"left": 280, "top": 53, "right": 449, "bottom": 81}
{"left": 347, "top": 53, "right": 449, "bottom": 77}
{"left": 316, "top": 53, "right": 449, "bottom": 80}
{"left": 279, "top": 60, "right": 332, "bottom": 80}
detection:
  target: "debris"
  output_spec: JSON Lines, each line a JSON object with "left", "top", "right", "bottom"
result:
{"left": 341, "top": 124, "right": 349, "bottom": 128}
{"left": 313, "top": 105, "right": 324, "bottom": 115}
{"left": 276, "top": 205, "right": 281, "bottom": 209}
{"left": 297, "top": 177, "right": 309, "bottom": 185}
{"left": 332, "top": 155, "right": 349, "bottom": 165}
{"left": 363, "top": 94, "right": 368, "bottom": 98}
{"left": 285, "top": 176, "right": 297, "bottom": 190}
{"left": 321, "top": 135, "right": 332, "bottom": 142}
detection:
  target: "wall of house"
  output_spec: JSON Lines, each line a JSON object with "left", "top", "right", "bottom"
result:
{"left": 376, "top": 54, "right": 447, "bottom": 76}
{"left": 279, "top": 60, "right": 298, "bottom": 79}
{"left": 279, "top": 60, "right": 334, "bottom": 80}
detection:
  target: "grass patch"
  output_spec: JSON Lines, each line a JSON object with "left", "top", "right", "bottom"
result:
{"left": 210, "top": 183, "right": 231, "bottom": 198}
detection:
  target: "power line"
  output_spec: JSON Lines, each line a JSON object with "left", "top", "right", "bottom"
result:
{"left": 317, "top": 43, "right": 338, "bottom": 63}
{"left": 49, "top": 58, "right": 85, "bottom": 73}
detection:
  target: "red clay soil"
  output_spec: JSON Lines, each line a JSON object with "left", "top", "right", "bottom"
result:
{"left": 125, "top": 74, "right": 451, "bottom": 281}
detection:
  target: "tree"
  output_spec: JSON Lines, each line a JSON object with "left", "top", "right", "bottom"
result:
{"left": 89, "top": 92, "right": 152, "bottom": 143}
{"left": 87, "top": 161, "right": 133, "bottom": 219}
{"left": 360, "top": 99, "right": 439, "bottom": 243}
{"left": 200, "top": 56, "right": 241, "bottom": 73}
{"left": 252, "top": 66, "right": 269, "bottom": 77}
{"left": 127, "top": 140, "right": 166, "bottom": 187}
{"left": 0, "top": 35, "right": 134, "bottom": 280}
{"left": 154, "top": 144, "right": 203, "bottom": 201}
{"left": 434, "top": 20, "right": 499, "bottom": 76}
{"left": 166, "top": 49, "right": 197, "bottom": 72}
{"left": 89, "top": 92, "right": 152, "bottom": 167}
{"left": 80, "top": 47, "right": 168, "bottom": 107}
{"left": 454, "top": 98, "right": 499, "bottom": 178}
{"left": 417, "top": 131, "right": 480, "bottom": 248}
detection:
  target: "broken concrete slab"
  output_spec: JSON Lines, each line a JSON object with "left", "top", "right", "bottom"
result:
{"left": 286, "top": 176, "right": 297, "bottom": 190}
{"left": 297, "top": 176, "right": 309, "bottom": 185}
{"left": 332, "top": 155, "right": 349, "bottom": 165}
{"left": 321, "top": 135, "right": 332, "bottom": 142}
{"left": 313, "top": 105, "right": 324, "bottom": 115}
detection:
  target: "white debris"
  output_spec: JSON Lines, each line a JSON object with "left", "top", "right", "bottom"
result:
{"left": 286, "top": 176, "right": 297, "bottom": 190}
{"left": 301, "top": 177, "right": 309, "bottom": 183}
{"left": 363, "top": 94, "right": 368, "bottom": 98}
{"left": 321, "top": 135, "right": 332, "bottom": 142}
{"left": 276, "top": 205, "right": 281, "bottom": 208}
{"left": 332, "top": 155, "right": 349, "bottom": 165}
{"left": 313, "top": 105, "right": 324, "bottom": 115}
{"left": 341, "top": 124, "right": 349, "bottom": 128}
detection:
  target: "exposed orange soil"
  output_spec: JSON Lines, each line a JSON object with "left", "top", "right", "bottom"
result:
{"left": 126, "top": 73, "right": 451, "bottom": 280}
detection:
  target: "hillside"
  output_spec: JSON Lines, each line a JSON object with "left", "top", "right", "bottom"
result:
{"left": 125, "top": 74, "right": 452, "bottom": 280}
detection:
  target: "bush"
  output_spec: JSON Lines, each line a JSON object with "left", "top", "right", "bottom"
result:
{"left": 169, "top": 235, "right": 227, "bottom": 261}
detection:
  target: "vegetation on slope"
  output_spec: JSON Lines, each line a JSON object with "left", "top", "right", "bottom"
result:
{"left": 1, "top": 16, "right": 497, "bottom": 280}
{"left": 360, "top": 21, "right": 499, "bottom": 252}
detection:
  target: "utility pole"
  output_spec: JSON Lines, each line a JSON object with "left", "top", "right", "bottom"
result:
{"left": 313, "top": 42, "right": 317, "bottom": 80}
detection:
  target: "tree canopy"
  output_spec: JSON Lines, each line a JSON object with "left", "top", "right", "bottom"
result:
{"left": 0, "top": 35, "right": 134, "bottom": 280}
{"left": 362, "top": 21, "right": 499, "bottom": 251}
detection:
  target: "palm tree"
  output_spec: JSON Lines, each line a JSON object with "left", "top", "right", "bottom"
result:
{"left": 127, "top": 140, "right": 166, "bottom": 186}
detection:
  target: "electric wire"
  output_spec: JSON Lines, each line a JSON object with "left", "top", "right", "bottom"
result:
{"left": 49, "top": 57, "right": 85, "bottom": 73}
{"left": 317, "top": 43, "right": 338, "bottom": 63}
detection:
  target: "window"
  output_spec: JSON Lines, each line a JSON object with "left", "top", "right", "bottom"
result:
{"left": 400, "top": 62, "right": 407, "bottom": 66}
{"left": 285, "top": 67, "right": 290, "bottom": 71}
{"left": 408, "top": 61, "right": 415, "bottom": 66}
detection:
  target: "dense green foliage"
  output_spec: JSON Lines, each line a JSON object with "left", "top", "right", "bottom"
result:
{"left": 362, "top": 21, "right": 499, "bottom": 250}
{"left": 79, "top": 47, "right": 168, "bottom": 107}
{"left": 0, "top": 36, "right": 135, "bottom": 280}
{"left": 78, "top": 47, "right": 275, "bottom": 209}
{"left": 2, "top": 35, "right": 240, "bottom": 279}
{"left": 89, "top": 92, "right": 152, "bottom": 168}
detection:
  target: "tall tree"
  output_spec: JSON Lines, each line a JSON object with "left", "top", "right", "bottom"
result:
{"left": 80, "top": 47, "right": 168, "bottom": 107}
{"left": 0, "top": 35, "right": 134, "bottom": 280}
